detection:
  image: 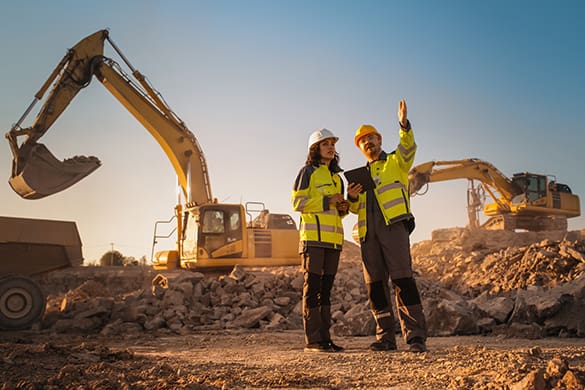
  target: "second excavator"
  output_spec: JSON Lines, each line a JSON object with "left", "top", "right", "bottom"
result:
{"left": 5, "top": 29, "right": 299, "bottom": 270}
{"left": 408, "top": 158, "right": 580, "bottom": 232}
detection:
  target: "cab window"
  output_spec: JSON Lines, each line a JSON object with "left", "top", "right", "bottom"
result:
{"left": 525, "top": 175, "right": 546, "bottom": 201}
{"left": 229, "top": 210, "right": 241, "bottom": 231}
{"left": 202, "top": 210, "right": 225, "bottom": 233}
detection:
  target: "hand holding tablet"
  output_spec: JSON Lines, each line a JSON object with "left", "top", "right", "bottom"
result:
{"left": 343, "top": 166, "right": 375, "bottom": 193}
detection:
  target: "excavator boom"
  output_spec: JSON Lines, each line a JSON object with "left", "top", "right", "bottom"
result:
{"left": 409, "top": 159, "right": 521, "bottom": 200}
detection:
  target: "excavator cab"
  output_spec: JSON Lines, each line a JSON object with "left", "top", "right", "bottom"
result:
{"left": 8, "top": 142, "right": 101, "bottom": 199}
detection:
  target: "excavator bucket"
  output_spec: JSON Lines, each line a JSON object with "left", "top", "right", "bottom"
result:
{"left": 8, "top": 143, "right": 101, "bottom": 199}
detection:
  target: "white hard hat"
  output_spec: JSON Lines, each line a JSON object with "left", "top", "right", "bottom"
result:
{"left": 308, "top": 128, "right": 339, "bottom": 151}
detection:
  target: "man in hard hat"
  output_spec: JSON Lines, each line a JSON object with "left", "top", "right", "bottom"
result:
{"left": 348, "top": 99, "right": 427, "bottom": 353}
{"left": 292, "top": 128, "right": 348, "bottom": 352}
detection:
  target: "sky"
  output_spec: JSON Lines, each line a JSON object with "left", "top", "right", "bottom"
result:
{"left": 1, "top": 0, "right": 584, "bottom": 263}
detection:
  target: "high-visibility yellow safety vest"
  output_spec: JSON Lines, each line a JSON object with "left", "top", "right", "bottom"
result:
{"left": 350, "top": 128, "right": 416, "bottom": 241}
{"left": 292, "top": 164, "right": 345, "bottom": 249}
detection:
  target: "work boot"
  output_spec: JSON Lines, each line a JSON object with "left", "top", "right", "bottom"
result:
{"left": 369, "top": 340, "right": 397, "bottom": 351}
{"left": 322, "top": 340, "right": 344, "bottom": 352}
{"left": 407, "top": 337, "right": 427, "bottom": 353}
{"left": 304, "top": 343, "right": 334, "bottom": 353}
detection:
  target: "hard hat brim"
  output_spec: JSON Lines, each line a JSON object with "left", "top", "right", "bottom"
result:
{"left": 354, "top": 130, "right": 380, "bottom": 147}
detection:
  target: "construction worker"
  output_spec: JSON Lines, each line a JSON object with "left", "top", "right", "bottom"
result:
{"left": 348, "top": 99, "right": 428, "bottom": 353}
{"left": 292, "top": 128, "right": 348, "bottom": 353}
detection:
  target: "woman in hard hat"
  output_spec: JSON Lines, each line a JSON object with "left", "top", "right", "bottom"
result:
{"left": 291, "top": 128, "right": 355, "bottom": 353}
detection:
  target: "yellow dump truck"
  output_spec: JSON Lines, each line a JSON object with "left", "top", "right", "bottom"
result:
{"left": 0, "top": 216, "right": 83, "bottom": 330}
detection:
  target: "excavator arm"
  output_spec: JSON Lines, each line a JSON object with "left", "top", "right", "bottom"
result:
{"left": 5, "top": 29, "right": 212, "bottom": 206}
{"left": 409, "top": 158, "right": 522, "bottom": 212}
{"left": 5, "top": 30, "right": 106, "bottom": 199}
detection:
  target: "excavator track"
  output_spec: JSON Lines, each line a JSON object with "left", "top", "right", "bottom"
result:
{"left": 483, "top": 214, "right": 568, "bottom": 232}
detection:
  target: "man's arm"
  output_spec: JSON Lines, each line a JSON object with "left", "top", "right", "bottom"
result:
{"left": 396, "top": 99, "right": 416, "bottom": 171}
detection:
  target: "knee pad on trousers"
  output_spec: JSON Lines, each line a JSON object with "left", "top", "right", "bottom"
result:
{"left": 367, "top": 280, "right": 388, "bottom": 311}
{"left": 304, "top": 272, "right": 322, "bottom": 308}
{"left": 392, "top": 277, "right": 422, "bottom": 306}
{"left": 320, "top": 274, "right": 335, "bottom": 306}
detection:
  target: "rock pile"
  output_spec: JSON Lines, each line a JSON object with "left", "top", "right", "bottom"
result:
{"left": 43, "top": 266, "right": 304, "bottom": 335}
{"left": 512, "top": 355, "right": 585, "bottom": 390}
{"left": 413, "top": 228, "right": 585, "bottom": 338}
{"left": 412, "top": 228, "right": 585, "bottom": 295}
{"left": 36, "top": 228, "right": 585, "bottom": 340}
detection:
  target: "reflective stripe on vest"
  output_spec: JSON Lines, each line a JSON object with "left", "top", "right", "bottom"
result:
{"left": 397, "top": 143, "right": 416, "bottom": 163}
{"left": 300, "top": 209, "right": 343, "bottom": 245}
{"left": 377, "top": 182, "right": 409, "bottom": 214}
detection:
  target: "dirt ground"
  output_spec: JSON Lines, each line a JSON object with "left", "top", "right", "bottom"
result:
{"left": 2, "top": 329, "right": 585, "bottom": 389}
{"left": 3, "top": 234, "right": 585, "bottom": 389}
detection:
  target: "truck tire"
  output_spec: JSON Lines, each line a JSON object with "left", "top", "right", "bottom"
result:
{"left": 0, "top": 276, "right": 46, "bottom": 330}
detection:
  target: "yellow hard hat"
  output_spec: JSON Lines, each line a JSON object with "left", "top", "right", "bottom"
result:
{"left": 354, "top": 124, "right": 380, "bottom": 147}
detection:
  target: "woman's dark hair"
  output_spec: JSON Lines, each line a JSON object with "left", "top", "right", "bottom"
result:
{"left": 306, "top": 142, "right": 342, "bottom": 173}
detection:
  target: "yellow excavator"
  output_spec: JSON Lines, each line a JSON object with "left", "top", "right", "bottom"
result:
{"left": 408, "top": 158, "right": 581, "bottom": 232}
{"left": 5, "top": 29, "right": 299, "bottom": 270}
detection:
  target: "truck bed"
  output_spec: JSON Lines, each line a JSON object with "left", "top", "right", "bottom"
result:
{"left": 0, "top": 216, "right": 83, "bottom": 277}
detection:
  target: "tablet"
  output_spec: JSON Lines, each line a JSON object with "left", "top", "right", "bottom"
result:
{"left": 343, "top": 166, "right": 376, "bottom": 192}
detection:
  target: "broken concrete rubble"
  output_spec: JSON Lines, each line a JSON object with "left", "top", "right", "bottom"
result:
{"left": 413, "top": 228, "right": 585, "bottom": 337}
{"left": 35, "top": 228, "right": 585, "bottom": 340}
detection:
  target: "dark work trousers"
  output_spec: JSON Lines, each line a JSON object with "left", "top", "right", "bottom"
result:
{"left": 301, "top": 245, "right": 340, "bottom": 345}
{"left": 360, "top": 193, "right": 427, "bottom": 344}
